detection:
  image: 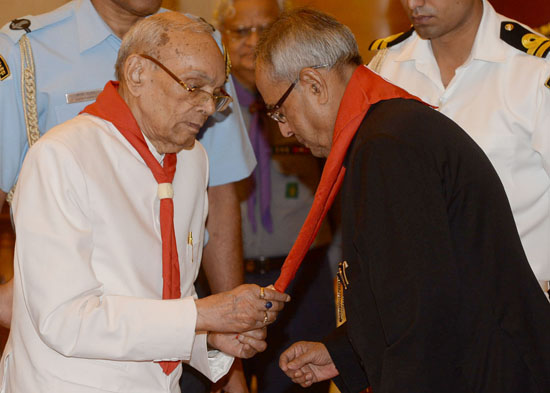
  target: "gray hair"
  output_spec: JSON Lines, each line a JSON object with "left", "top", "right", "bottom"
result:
{"left": 212, "top": 0, "right": 287, "bottom": 29}
{"left": 115, "top": 12, "right": 215, "bottom": 83}
{"left": 255, "top": 8, "right": 363, "bottom": 82}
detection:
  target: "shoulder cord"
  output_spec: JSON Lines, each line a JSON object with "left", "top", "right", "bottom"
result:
{"left": 369, "top": 48, "right": 388, "bottom": 74}
{"left": 6, "top": 34, "right": 39, "bottom": 205}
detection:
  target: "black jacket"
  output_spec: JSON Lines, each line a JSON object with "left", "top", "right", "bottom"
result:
{"left": 325, "top": 98, "right": 550, "bottom": 393}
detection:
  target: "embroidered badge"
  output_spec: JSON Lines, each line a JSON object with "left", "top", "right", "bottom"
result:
{"left": 285, "top": 182, "right": 298, "bottom": 198}
{"left": 0, "top": 55, "right": 10, "bottom": 81}
{"left": 545, "top": 76, "right": 550, "bottom": 89}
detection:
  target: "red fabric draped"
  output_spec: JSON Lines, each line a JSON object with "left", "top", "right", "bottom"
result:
{"left": 274, "top": 66, "right": 426, "bottom": 292}
{"left": 82, "top": 81, "right": 181, "bottom": 375}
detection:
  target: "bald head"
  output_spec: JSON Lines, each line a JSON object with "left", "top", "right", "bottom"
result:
{"left": 115, "top": 12, "right": 216, "bottom": 85}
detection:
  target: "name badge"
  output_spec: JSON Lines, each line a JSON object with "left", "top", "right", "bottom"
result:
{"left": 65, "top": 89, "right": 102, "bottom": 104}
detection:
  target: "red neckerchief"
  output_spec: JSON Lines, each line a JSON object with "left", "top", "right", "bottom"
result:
{"left": 274, "top": 66, "right": 426, "bottom": 291}
{"left": 82, "top": 81, "right": 181, "bottom": 375}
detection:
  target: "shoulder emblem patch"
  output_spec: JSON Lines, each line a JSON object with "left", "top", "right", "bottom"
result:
{"left": 369, "top": 27, "right": 414, "bottom": 51}
{"left": 545, "top": 76, "right": 550, "bottom": 89}
{"left": 0, "top": 55, "right": 10, "bottom": 81}
{"left": 500, "top": 21, "right": 550, "bottom": 58}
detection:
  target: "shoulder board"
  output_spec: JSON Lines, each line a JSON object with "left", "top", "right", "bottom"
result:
{"left": 369, "top": 27, "right": 414, "bottom": 51}
{"left": 500, "top": 21, "right": 550, "bottom": 58}
{"left": 0, "top": 2, "right": 73, "bottom": 43}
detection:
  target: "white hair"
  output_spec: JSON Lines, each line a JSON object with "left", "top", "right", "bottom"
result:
{"left": 115, "top": 12, "right": 215, "bottom": 83}
{"left": 255, "top": 8, "right": 362, "bottom": 82}
{"left": 212, "top": 0, "right": 288, "bottom": 29}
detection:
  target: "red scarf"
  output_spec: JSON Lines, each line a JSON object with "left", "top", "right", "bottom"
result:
{"left": 82, "top": 81, "right": 181, "bottom": 375}
{"left": 274, "top": 66, "right": 426, "bottom": 292}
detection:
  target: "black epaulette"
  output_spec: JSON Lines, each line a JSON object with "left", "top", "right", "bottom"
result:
{"left": 369, "top": 27, "right": 414, "bottom": 51}
{"left": 500, "top": 21, "right": 550, "bottom": 58}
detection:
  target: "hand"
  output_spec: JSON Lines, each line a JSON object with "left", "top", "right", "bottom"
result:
{"left": 211, "top": 358, "right": 249, "bottom": 393}
{"left": 279, "top": 341, "right": 339, "bottom": 387}
{"left": 195, "top": 284, "right": 290, "bottom": 333}
{"left": 208, "top": 328, "right": 267, "bottom": 359}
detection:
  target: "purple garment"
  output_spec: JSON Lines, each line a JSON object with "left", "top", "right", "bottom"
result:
{"left": 234, "top": 80, "right": 273, "bottom": 233}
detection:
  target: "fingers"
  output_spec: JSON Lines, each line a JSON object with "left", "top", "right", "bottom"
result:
{"left": 288, "top": 367, "right": 315, "bottom": 387}
{"left": 240, "top": 327, "right": 267, "bottom": 340}
{"left": 261, "top": 285, "right": 291, "bottom": 303}
{"left": 279, "top": 341, "right": 320, "bottom": 371}
{"left": 237, "top": 332, "right": 267, "bottom": 356}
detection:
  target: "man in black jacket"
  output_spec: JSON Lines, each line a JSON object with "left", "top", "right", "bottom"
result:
{"left": 255, "top": 8, "right": 550, "bottom": 393}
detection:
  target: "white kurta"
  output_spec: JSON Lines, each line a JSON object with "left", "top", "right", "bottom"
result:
{"left": 0, "top": 114, "right": 233, "bottom": 393}
{"left": 370, "top": 0, "right": 550, "bottom": 282}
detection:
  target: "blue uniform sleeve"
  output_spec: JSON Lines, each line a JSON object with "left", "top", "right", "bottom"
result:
{"left": 199, "top": 74, "right": 256, "bottom": 187}
{"left": 189, "top": 25, "right": 255, "bottom": 187}
{"left": 0, "top": 33, "right": 28, "bottom": 193}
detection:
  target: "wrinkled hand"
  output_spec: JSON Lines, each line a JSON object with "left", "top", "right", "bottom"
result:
{"left": 195, "top": 284, "right": 290, "bottom": 333}
{"left": 211, "top": 359, "right": 248, "bottom": 393}
{"left": 208, "top": 328, "right": 267, "bottom": 359}
{"left": 279, "top": 341, "right": 339, "bottom": 387}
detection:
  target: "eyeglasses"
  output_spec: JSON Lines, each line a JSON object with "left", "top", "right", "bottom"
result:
{"left": 224, "top": 24, "right": 271, "bottom": 40}
{"left": 266, "top": 64, "right": 329, "bottom": 123}
{"left": 138, "top": 54, "right": 233, "bottom": 112}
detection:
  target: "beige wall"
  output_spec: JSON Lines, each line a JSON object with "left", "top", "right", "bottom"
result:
{"left": 1, "top": 0, "right": 409, "bottom": 61}
{"left": 0, "top": 0, "right": 218, "bottom": 28}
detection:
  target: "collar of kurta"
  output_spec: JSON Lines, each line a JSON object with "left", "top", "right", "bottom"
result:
{"left": 274, "top": 65, "right": 425, "bottom": 292}
{"left": 82, "top": 81, "right": 181, "bottom": 375}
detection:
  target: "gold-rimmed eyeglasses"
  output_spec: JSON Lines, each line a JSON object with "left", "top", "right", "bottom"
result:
{"left": 224, "top": 24, "right": 271, "bottom": 40}
{"left": 266, "top": 64, "right": 329, "bottom": 123}
{"left": 138, "top": 54, "right": 233, "bottom": 112}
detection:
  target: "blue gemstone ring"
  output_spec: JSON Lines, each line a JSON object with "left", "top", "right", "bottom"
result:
{"left": 265, "top": 301, "right": 273, "bottom": 309}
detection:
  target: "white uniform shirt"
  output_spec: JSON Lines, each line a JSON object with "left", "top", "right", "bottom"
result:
{"left": 370, "top": 0, "right": 550, "bottom": 282}
{"left": 0, "top": 114, "right": 232, "bottom": 393}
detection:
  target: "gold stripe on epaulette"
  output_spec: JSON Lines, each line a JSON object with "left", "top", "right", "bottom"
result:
{"left": 0, "top": 55, "right": 10, "bottom": 81}
{"left": 535, "top": 40, "right": 550, "bottom": 57}
{"left": 369, "top": 32, "right": 404, "bottom": 51}
{"left": 522, "top": 33, "right": 550, "bottom": 57}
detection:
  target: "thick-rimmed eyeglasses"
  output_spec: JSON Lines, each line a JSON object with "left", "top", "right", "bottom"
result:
{"left": 266, "top": 64, "right": 329, "bottom": 123}
{"left": 138, "top": 54, "right": 233, "bottom": 112}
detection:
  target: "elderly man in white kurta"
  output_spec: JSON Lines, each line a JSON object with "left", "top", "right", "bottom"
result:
{"left": 0, "top": 12, "right": 289, "bottom": 393}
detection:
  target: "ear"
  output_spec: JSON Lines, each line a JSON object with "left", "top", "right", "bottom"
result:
{"left": 298, "top": 67, "right": 329, "bottom": 105}
{"left": 124, "top": 55, "right": 147, "bottom": 97}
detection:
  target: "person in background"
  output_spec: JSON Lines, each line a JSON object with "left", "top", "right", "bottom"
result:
{"left": 369, "top": 0, "right": 550, "bottom": 298}
{"left": 214, "top": 1, "right": 336, "bottom": 392}
{"left": 253, "top": 8, "right": 550, "bottom": 393}
{"left": 0, "top": 12, "right": 290, "bottom": 393}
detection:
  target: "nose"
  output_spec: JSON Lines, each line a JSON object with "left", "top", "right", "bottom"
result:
{"left": 404, "top": 0, "right": 423, "bottom": 11}
{"left": 245, "top": 29, "right": 260, "bottom": 47}
{"left": 197, "top": 93, "right": 217, "bottom": 117}
{"left": 278, "top": 122, "right": 294, "bottom": 138}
